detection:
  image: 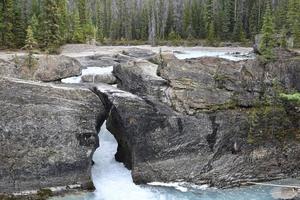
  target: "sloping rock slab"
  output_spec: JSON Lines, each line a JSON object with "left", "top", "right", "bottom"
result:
{"left": 0, "top": 78, "right": 105, "bottom": 193}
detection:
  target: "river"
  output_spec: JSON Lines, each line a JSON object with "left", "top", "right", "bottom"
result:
{"left": 50, "top": 123, "right": 297, "bottom": 200}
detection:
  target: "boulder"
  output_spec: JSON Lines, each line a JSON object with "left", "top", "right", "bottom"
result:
{"left": 113, "top": 60, "right": 168, "bottom": 102}
{"left": 0, "top": 55, "right": 82, "bottom": 82}
{"left": 0, "top": 77, "right": 105, "bottom": 193}
{"left": 34, "top": 55, "right": 82, "bottom": 82}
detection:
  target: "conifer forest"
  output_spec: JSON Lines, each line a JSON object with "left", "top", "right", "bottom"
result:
{"left": 0, "top": 0, "right": 300, "bottom": 51}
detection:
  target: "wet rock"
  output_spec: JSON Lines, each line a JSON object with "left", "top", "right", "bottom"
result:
{"left": 0, "top": 77, "right": 105, "bottom": 193}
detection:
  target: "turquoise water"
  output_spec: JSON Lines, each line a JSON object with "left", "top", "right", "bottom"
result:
{"left": 50, "top": 124, "right": 299, "bottom": 200}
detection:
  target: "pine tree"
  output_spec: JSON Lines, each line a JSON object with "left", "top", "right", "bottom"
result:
{"left": 3, "top": 0, "right": 14, "bottom": 48}
{"left": 287, "top": 0, "right": 300, "bottom": 47}
{"left": 191, "top": 0, "right": 206, "bottom": 38}
{"left": 183, "top": 1, "right": 191, "bottom": 38}
{"left": 222, "top": 0, "right": 234, "bottom": 40}
{"left": 58, "top": 0, "right": 68, "bottom": 43}
{"left": 84, "top": 17, "right": 97, "bottom": 43}
{"left": 165, "top": 0, "right": 174, "bottom": 39}
{"left": 24, "top": 25, "right": 37, "bottom": 50}
{"left": 13, "top": 1, "right": 26, "bottom": 48}
{"left": 102, "top": 0, "right": 112, "bottom": 38}
{"left": 96, "top": 1, "right": 104, "bottom": 42}
{"left": 207, "top": 22, "right": 216, "bottom": 45}
{"left": 206, "top": 0, "right": 215, "bottom": 43}
{"left": 24, "top": 25, "right": 38, "bottom": 68}
{"left": 140, "top": 6, "right": 149, "bottom": 40}
{"left": 29, "top": 15, "right": 39, "bottom": 44}
{"left": 259, "top": 3, "right": 276, "bottom": 60}
{"left": 41, "top": 0, "right": 61, "bottom": 51}
{"left": 77, "top": 0, "right": 87, "bottom": 25}
{"left": 148, "top": 1, "right": 156, "bottom": 46}
{"left": 0, "top": 1, "right": 4, "bottom": 47}
{"left": 280, "top": 27, "right": 287, "bottom": 48}
{"left": 72, "top": 10, "right": 85, "bottom": 43}
{"left": 232, "top": 16, "right": 246, "bottom": 42}
{"left": 249, "top": 1, "right": 260, "bottom": 40}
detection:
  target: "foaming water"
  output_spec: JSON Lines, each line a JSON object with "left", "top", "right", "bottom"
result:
{"left": 174, "top": 50, "right": 254, "bottom": 61}
{"left": 50, "top": 124, "right": 299, "bottom": 200}
{"left": 91, "top": 124, "right": 154, "bottom": 200}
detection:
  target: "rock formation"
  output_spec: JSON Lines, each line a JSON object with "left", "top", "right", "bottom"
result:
{"left": 0, "top": 55, "right": 81, "bottom": 82}
{"left": 0, "top": 47, "right": 299, "bottom": 196}
{"left": 94, "top": 51, "right": 300, "bottom": 187}
{"left": 0, "top": 77, "right": 105, "bottom": 193}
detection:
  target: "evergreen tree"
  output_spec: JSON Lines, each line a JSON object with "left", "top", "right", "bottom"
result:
{"left": 279, "top": 27, "right": 287, "bottom": 48}
{"left": 0, "top": 1, "right": 4, "bottom": 46}
{"left": 72, "top": 10, "right": 85, "bottom": 43}
{"left": 84, "top": 17, "right": 97, "bottom": 43}
{"left": 249, "top": 1, "right": 260, "bottom": 39}
{"left": 259, "top": 3, "right": 276, "bottom": 60}
{"left": 140, "top": 6, "right": 149, "bottom": 40}
{"left": 207, "top": 22, "right": 215, "bottom": 45}
{"left": 191, "top": 0, "right": 206, "bottom": 38}
{"left": 41, "top": 0, "right": 61, "bottom": 51}
{"left": 232, "top": 16, "right": 246, "bottom": 42}
{"left": 24, "top": 25, "right": 38, "bottom": 68}
{"left": 24, "top": 25, "right": 37, "bottom": 50}
{"left": 96, "top": 0, "right": 104, "bottom": 42}
{"left": 3, "top": 0, "right": 14, "bottom": 48}
{"left": 77, "top": 0, "right": 87, "bottom": 25}
{"left": 29, "top": 15, "right": 39, "bottom": 43}
{"left": 13, "top": 1, "right": 26, "bottom": 47}
{"left": 183, "top": 1, "right": 191, "bottom": 38}
{"left": 222, "top": 0, "right": 235, "bottom": 40}
{"left": 287, "top": 0, "right": 300, "bottom": 47}
{"left": 58, "top": 0, "right": 68, "bottom": 43}
{"left": 165, "top": 0, "right": 174, "bottom": 38}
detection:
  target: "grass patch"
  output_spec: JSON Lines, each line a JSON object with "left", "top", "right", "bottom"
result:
{"left": 280, "top": 92, "right": 300, "bottom": 104}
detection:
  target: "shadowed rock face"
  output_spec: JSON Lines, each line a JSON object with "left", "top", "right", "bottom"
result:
{"left": 0, "top": 78, "right": 105, "bottom": 193}
{"left": 94, "top": 51, "right": 300, "bottom": 188}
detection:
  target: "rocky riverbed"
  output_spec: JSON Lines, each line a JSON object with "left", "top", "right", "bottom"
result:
{"left": 0, "top": 45, "right": 299, "bottom": 199}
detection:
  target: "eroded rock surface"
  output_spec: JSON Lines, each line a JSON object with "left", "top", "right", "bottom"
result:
{"left": 114, "top": 60, "right": 168, "bottom": 101}
{"left": 94, "top": 51, "right": 300, "bottom": 187}
{"left": 0, "top": 78, "right": 105, "bottom": 193}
